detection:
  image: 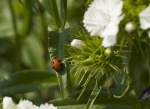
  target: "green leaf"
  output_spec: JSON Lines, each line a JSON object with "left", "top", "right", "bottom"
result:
{"left": 19, "top": 0, "right": 32, "bottom": 38}
{"left": 39, "top": 0, "right": 53, "bottom": 15}
{"left": 66, "top": 65, "right": 80, "bottom": 94}
{"left": 0, "top": 37, "right": 15, "bottom": 58}
{"left": 78, "top": 68, "right": 88, "bottom": 86}
{"left": 51, "top": 90, "right": 142, "bottom": 109}
{"left": 61, "top": 0, "right": 67, "bottom": 30}
{"left": 50, "top": 0, "right": 62, "bottom": 29}
{"left": 67, "top": 0, "right": 85, "bottom": 33}
{"left": 82, "top": 0, "right": 92, "bottom": 6}
{"left": 57, "top": 104, "right": 139, "bottom": 109}
{"left": 0, "top": 84, "right": 42, "bottom": 94}
{"left": 70, "top": 65, "right": 79, "bottom": 74}
{"left": 74, "top": 66, "right": 84, "bottom": 77}
{"left": 114, "top": 75, "right": 133, "bottom": 98}
{"left": 18, "top": 0, "right": 24, "bottom": 6}
{"left": 97, "top": 73, "right": 107, "bottom": 87}
{"left": 128, "top": 41, "right": 150, "bottom": 108}
{"left": 48, "top": 28, "right": 71, "bottom": 98}
{"left": 84, "top": 74, "right": 109, "bottom": 109}
{"left": 21, "top": 36, "right": 46, "bottom": 69}
{"left": 7, "top": 0, "right": 18, "bottom": 38}
{"left": 48, "top": 31, "right": 59, "bottom": 58}
{"left": 41, "top": 0, "right": 68, "bottom": 31}
{"left": 0, "top": 70, "right": 58, "bottom": 95}
{"left": 86, "top": 80, "right": 101, "bottom": 109}
{"left": 77, "top": 68, "right": 98, "bottom": 100}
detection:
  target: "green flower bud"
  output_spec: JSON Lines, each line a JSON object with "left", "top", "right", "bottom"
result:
{"left": 104, "top": 48, "right": 112, "bottom": 57}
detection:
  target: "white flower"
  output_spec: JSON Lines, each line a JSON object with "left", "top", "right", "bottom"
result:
{"left": 39, "top": 103, "right": 57, "bottom": 109}
{"left": 2, "top": 97, "right": 57, "bottom": 109}
{"left": 139, "top": 4, "right": 150, "bottom": 30}
{"left": 83, "top": 0, "right": 124, "bottom": 47}
{"left": 71, "top": 39, "right": 85, "bottom": 50}
{"left": 16, "top": 100, "right": 38, "bottom": 109}
{"left": 125, "top": 22, "right": 136, "bottom": 33}
{"left": 3, "top": 97, "right": 16, "bottom": 109}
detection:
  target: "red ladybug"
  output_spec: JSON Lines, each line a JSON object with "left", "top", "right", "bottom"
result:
{"left": 51, "top": 58, "right": 62, "bottom": 72}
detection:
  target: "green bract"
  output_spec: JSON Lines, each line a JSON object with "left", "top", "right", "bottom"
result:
{"left": 65, "top": 32, "right": 129, "bottom": 108}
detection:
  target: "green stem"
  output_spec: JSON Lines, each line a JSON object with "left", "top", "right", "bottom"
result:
{"left": 56, "top": 73, "right": 65, "bottom": 99}
{"left": 7, "top": 0, "right": 19, "bottom": 45}
{"left": 8, "top": 0, "right": 22, "bottom": 71}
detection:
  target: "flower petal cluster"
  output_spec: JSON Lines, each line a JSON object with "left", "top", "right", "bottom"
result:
{"left": 2, "top": 97, "right": 57, "bottom": 109}
{"left": 139, "top": 4, "right": 150, "bottom": 30}
{"left": 83, "top": 0, "right": 124, "bottom": 47}
{"left": 16, "top": 100, "right": 39, "bottom": 109}
{"left": 39, "top": 103, "right": 57, "bottom": 109}
{"left": 3, "top": 97, "right": 16, "bottom": 109}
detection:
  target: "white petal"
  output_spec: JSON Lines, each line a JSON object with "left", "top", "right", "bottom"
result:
{"left": 83, "top": 0, "right": 124, "bottom": 47}
{"left": 102, "top": 35, "right": 116, "bottom": 47}
{"left": 3, "top": 97, "right": 16, "bottom": 109}
{"left": 39, "top": 103, "right": 57, "bottom": 109}
{"left": 139, "top": 4, "right": 150, "bottom": 30}
{"left": 83, "top": 0, "right": 111, "bottom": 37}
{"left": 102, "top": 21, "right": 119, "bottom": 39}
{"left": 16, "top": 100, "right": 38, "bottom": 109}
{"left": 107, "top": 0, "right": 123, "bottom": 18}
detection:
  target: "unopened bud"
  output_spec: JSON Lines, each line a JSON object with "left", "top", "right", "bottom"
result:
{"left": 71, "top": 39, "right": 85, "bottom": 50}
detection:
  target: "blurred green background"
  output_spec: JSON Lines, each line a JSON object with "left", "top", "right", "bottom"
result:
{"left": 0, "top": 0, "right": 86, "bottom": 105}
{"left": 0, "top": 0, "right": 60, "bottom": 104}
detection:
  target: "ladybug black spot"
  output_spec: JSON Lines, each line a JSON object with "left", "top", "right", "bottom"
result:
{"left": 51, "top": 58, "right": 62, "bottom": 72}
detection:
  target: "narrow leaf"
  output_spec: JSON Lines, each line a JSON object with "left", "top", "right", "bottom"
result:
{"left": 50, "top": 0, "right": 62, "bottom": 29}
{"left": 86, "top": 80, "right": 101, "bottom": 109}
{"left": 114, "top": 75, "right": 133, "bottom": 98}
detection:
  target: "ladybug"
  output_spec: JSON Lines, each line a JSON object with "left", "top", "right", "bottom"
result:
{"left": 51, "top": 58, "right": 62, "bottom": 72}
